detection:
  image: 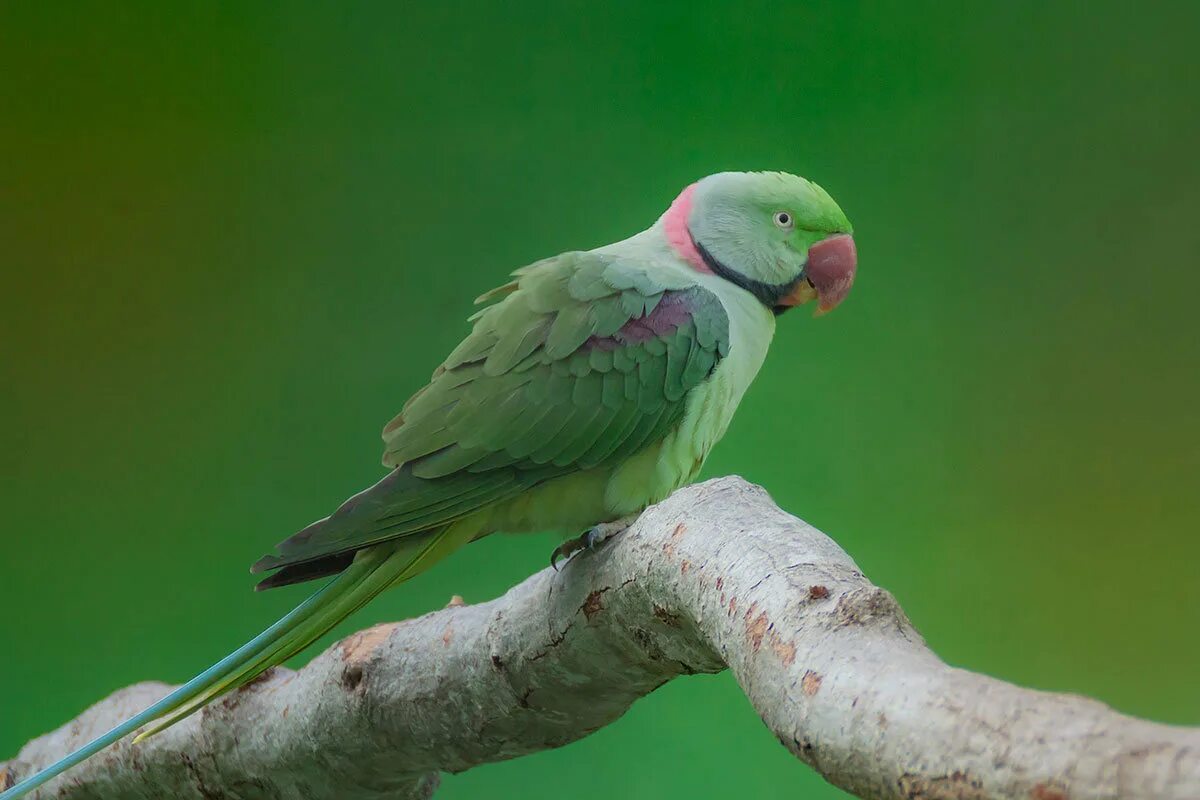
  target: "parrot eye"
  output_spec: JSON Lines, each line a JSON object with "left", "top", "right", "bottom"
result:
{"left": 773, "top": 211, "right": 794, "bottom": 230}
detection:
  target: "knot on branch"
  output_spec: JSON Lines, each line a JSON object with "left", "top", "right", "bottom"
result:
{"left": 833, "top": 586, "right": 913, "bottom": 634}
{"left": 339, "top": 623, "right": 399, "bottom": 692}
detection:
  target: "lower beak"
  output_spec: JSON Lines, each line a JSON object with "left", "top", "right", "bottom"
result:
{"left": 776, "top": 234, "right": 857, "bottom": 315}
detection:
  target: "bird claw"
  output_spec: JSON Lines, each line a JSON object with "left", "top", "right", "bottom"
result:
{"left": 549, "top": 535, "right": 588, "bottom": 571}
{"left": 549, "top": 515, "right": 639, "bottom": 571}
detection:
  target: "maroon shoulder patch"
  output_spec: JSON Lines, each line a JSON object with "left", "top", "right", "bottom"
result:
{"left": 586, "top": 292, "right": 693, "bottom": 351}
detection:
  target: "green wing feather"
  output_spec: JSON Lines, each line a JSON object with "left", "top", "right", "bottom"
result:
{"left": 252, "top": 252, "right": 729, "bottom": 581}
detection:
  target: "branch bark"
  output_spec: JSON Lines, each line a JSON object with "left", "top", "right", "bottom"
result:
{"left": 3, "top": 477, "right": 1198, "bottom": 800}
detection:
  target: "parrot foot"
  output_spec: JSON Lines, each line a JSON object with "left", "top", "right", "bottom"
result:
{"left": 550, "top": 515, "right": 639, "bottom": 571}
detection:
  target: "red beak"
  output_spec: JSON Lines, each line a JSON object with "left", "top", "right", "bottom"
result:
{"left": 808, "top": 234, "right": 857, "bottom": 314}
{"left": 776, "top": 234, "right": 858, "bottom": 315}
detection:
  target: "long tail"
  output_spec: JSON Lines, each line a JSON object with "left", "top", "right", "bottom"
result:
{"left": 0, "top": 528, "right": 463, "bottom": 800}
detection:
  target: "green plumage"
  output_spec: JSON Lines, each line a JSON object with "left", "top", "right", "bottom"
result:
{"left": 252, "top": 251, "right": 729, "bottom": 576}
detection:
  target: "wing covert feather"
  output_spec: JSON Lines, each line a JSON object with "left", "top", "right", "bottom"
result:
{"left": 386, "top": 255, "right": 728, "bottom": 478}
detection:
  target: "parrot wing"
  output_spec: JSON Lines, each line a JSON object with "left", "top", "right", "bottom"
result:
{"left": 251, "top": 251, "right": 729, "bottom": 583}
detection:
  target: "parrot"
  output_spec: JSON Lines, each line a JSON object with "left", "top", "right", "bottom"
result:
{"left": 1, "top": 170, "right": 856, "bottom": 799}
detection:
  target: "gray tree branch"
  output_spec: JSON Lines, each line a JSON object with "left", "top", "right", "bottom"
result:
{"left": 3, "top": 477, "right": 1198, "bottom": 800}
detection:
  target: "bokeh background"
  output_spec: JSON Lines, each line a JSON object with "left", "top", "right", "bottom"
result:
{"left": 3, "top": 3, "right": 1198, "bottom": 797}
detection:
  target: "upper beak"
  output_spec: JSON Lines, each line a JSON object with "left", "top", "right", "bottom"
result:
{"left": 776, "top": 234, "right": 857, "bottom": 315}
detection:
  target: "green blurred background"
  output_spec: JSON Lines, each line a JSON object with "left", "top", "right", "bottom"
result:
{"left": 3, "top": 2, "right": 1198, "bottom": 797}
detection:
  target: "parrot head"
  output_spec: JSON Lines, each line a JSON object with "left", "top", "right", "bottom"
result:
{"left": 663, "top": 171, "right": 856, "bottom": 315}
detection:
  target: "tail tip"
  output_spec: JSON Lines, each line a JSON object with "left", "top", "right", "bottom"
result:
{"left": 250, "top": 555, "right": 278, "bottom": 574}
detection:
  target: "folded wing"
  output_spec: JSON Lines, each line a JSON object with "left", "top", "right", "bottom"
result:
{"left": 252, "top": 252, "right": 729, "bottom": 586}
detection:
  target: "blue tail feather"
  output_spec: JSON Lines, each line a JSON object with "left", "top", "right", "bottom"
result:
{"left": 0, "top": 580, "right": 337, "bottom": 799}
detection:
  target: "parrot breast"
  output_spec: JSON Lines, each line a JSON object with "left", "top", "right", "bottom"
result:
{"left": 604, "top": 259, "right": 777, "bottom": 517}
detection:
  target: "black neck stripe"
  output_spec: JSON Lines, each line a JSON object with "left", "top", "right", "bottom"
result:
{"left": 692, "top": 236, "right": 804, "bottom": 314}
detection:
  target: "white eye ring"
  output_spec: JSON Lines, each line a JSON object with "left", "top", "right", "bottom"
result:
{"left": 773, "top": 211, "right": 794, "bottom": 230}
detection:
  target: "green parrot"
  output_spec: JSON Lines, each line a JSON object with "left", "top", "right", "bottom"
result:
{"left": 2, "top": 170, "right": 856, "bottom": 799}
